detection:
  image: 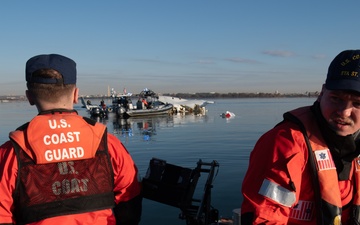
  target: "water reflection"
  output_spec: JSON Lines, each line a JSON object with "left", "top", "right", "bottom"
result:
{"left": 89, "top": 114, "right": 110, "bottom": 125}
{"left": 112, "top": 117, "right": 133, "bottom": 137}
{"left": 112, "top": 115, "right": 173, "bottom": 141}
{"left": 103, "top": 112, "right": 211, "bottom": 141}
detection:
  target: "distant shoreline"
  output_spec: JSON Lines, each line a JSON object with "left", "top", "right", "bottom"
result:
{"left": 0, "top": 92, "right": 319, "bottom": 102}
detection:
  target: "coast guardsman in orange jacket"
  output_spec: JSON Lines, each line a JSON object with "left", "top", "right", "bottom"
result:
{"left": 241, "top": 105, "right": 360, "bottom": 224}
{"left": 241, "top": 49, "right": 360, "bottom": 225}
{"left": 0, "top": 111, "right": 142, "bottom": 224}
{"left": 0, "top": 53, "right": 142, "bottom": 224}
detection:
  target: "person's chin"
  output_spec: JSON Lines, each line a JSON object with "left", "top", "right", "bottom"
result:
{"left": 332, "top": 124, "right": 354, "bottom": 136}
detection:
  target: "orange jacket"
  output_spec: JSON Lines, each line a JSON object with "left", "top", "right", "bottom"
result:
{"left": 0, "top": 111, "right": 141, "bottom": 225}
{"left": 241, "top": 106, "right": 360, "bottom": 225}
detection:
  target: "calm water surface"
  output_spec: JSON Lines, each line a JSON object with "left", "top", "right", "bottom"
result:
{"left": 0, "top": 97, "right": 316, "bottom": 224}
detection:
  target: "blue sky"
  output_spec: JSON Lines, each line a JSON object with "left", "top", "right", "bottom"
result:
{"left": 1, "top": 1, "right": 360, "bottom": 96}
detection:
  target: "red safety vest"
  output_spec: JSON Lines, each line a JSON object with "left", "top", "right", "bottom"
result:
{"left": 9, "top": 113, "right": 115, "bottom": 224}
{"left": 241, "top": 106, "right": 360, "bottom": 225}
{"left": 286, "top": 106, "right": 360, "bottom": 224}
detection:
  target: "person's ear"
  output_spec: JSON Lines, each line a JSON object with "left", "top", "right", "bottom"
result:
{"left": 25, "top": 90, "right": 35, "bottom": 105}
{"left": 73, "top": 88, "right": 79, "bottom": 104}
{"left": 317, "top": 84, "right": 325, "bottom": 102}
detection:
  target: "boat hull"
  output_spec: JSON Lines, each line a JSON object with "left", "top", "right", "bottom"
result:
{"left": 125, "top": 104, "right": 173, "bottom": 117}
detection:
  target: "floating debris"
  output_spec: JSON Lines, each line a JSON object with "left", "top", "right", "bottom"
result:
{"left": 221, "top": 111, "right": 235, "bottom": 119}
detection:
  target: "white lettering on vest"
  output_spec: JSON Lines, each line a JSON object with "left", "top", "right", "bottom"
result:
{"left": 52, "top": 178, "right": 89, "bottom": 195}
{"left": 43, "top": 131, "right": 81, "bottom": 145}
{"left": 59, "top": 119, "right": 68, "bottom": 128}
{"left": 45, "top": 147, "right": 84, "bottom": 161}
{"left": 48, "top": 119, "right": 69, "bottom": 129}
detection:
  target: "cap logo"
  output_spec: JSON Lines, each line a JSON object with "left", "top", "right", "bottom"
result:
{"left": 338, "top": 54, "right": 360, "bottom": 78}
{"left": 325, "top": 50, "right": 360, "bottom": 92}
{"left": 341, "top": 54, "right": 360, "bottom": 66}
{"left": 340, "top": 59, "right": 351, "bottom": 66}
{"left": 340, "top": 70, "right": 359, "bottom": 77}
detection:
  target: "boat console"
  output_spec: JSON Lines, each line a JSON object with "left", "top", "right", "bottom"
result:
{"left": 142, "top": 158, "right": 219, "bottom": 225}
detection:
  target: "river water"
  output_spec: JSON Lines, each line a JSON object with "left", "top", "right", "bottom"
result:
{"left": 0, "top": 97, "right": 316, "bottom": 224}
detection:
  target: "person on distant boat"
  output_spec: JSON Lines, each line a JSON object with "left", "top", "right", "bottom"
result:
{"left": 0, "top": 54, "right": 142, "bottom": 225}
{"left": 241, "top": 49, "right": 360, "bottom": 224}
{"left": 124, "top": 97, "right": 130, "bottom": 109}
{"left": 100, "top": 99, "right": 106, "bottom": 110}
{"left": 136, "top": 98, "right": 143, "bottom": 109}
{"left": 142, "top": 98, "right": 148, "bottom": 108}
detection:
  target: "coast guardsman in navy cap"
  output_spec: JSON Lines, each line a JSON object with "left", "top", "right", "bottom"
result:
{"left": 325, "top": 49, "right": 360, "bottom": 93}
{"left": 0, "top": 54, "right": 143, "bottom": 225}
{"left": 26, "top": 54, "right": 77, "bottom": 85}
{"left": 241, "top": 50, "right": 360, "bottom": 224}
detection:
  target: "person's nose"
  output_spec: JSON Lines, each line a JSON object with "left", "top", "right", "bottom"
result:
{"left": 337, "top": 101, "right": 353, "bottom": 117}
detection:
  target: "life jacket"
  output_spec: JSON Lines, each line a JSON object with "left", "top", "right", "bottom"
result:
{"left": 9, "top": 112, "right": 115, "bottom": 224}
{"left": 285, "top": 106, "right": 360, "bottom": 225}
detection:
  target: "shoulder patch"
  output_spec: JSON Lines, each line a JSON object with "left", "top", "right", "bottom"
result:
{"left": 314, "top": 149, "right": 336, "bottom": 171}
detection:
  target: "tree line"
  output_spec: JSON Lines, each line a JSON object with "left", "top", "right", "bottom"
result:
{"left": 161, "top": 91, "right": 320, "bottom": 99}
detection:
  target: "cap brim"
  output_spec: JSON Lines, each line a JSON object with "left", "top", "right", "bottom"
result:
{"left": 325, "top": 79, "right": 360, "bottom": 93}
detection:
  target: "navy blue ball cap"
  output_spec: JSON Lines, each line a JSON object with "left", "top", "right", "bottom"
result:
{"left": 325, "top": 49, "right": 360, "bottom": 93}
{"left": 26, "top": 54, "right": 76, "bottom": 84}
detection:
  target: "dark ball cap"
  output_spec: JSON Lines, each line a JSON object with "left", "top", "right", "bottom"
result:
{"left": 325, "top": 49, "right": 360, "bottom": 93}
{"left": 26, "top": 54, "right": 76, "bottom": 84}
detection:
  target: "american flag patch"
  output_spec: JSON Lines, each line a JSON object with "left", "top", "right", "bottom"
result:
{"left": 314, "top": 149, "right": 336, "bottom": 171}
{"left": 355, "top": 155, "right": 360, "bottom": 171}
{"left": 289, "top": 200, "right": 314, "bottom": 221}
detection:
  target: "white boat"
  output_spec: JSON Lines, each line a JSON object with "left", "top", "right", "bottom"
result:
{"left": 80, "top": 96, "right": 99, "bottom": 111}
{"left": 115, "top": 88, "right": 174, "bottom": 118}
{"left": 157, "top": 95, "right": 214, "bottom": 114}
{"left": 80, "top": 96, "right": 109, "bottom": 118}
{"left": 125, "top": 101, "right": 173, "bottom": 117}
